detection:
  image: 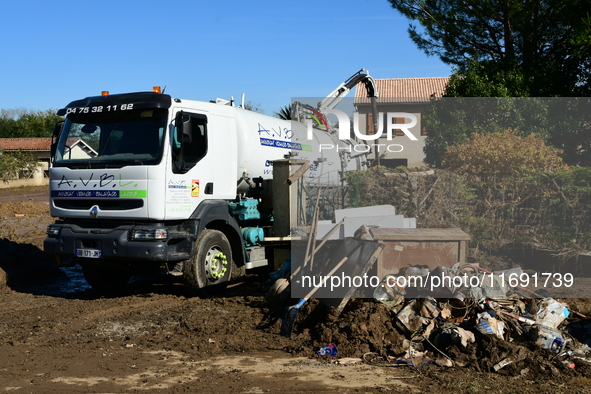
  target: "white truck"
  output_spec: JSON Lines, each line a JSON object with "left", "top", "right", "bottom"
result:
{"left": 44, "top": 70, "right": 378, "bottom": 294}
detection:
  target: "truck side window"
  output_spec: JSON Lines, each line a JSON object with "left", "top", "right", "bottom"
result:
{"left": 172, "top": 113, "right": 208, "bottom": 173}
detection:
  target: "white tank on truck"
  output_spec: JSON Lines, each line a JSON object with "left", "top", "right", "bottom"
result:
{"left": 44, "top": 70, "right": 378, "bottom": 294}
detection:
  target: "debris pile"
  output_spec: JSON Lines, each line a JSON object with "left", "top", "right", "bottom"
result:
{"left": 367, "top": 289, "right": 589, "bottom": 371}
{"left": 270, "top": 261, "right": 591, "bottom": 374}
{"left": 269, "top": 208, "right": 591, "bottom": 374}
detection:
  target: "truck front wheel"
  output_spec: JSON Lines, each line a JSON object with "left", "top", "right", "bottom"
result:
{"left": 183, "top": 229, "right": 233, "bottom": 296}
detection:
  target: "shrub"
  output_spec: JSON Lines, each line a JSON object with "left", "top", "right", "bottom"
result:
{"left": 442, "top": 130, "right": 568, "bottom": 177}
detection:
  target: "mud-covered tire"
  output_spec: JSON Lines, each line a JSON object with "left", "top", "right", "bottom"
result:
{"left": 81, "top": 262, "right": 132, "bottom": 293}
{"left": 183, "top": 229, "right": 233, "bottom": 296}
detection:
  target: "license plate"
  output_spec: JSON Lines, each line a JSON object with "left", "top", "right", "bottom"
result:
{"left": 76, "top": 248, "right": 102, "bottom": 258}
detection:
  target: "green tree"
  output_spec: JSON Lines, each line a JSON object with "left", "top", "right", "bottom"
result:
{"left": 388, "top": 0, "right": 591, "bottom": 96}
{"left": 444, "top": 60, "right": 530, "bottom": 97}
{"left": 0, "top": 149, "right": 39, "bottom": 182}
{"left": 423, "top": 96, "right": 591, "bottom": 168}
{"left": 274, "top": 105, "right": 292, "bottom": 120}
{"left": 0, "top": 109, "right": 63, "bottom": 138}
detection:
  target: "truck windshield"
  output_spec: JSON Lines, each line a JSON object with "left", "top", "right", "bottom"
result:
{"left": 53, "top": 109, "right": 168, "bottom": 168}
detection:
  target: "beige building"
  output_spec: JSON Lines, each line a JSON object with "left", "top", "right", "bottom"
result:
{"left": 0, "top": 138, "right": 96, "bottom": 187}
{"left": 0, "top": 138, "right": 97, "bottom": 172}
{"left": 354, "top": 77, "right": 449, "bottom": 168}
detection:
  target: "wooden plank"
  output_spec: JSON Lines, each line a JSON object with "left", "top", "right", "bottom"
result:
{"left": 286, "top": 162, "right": 311, "bottom": 185}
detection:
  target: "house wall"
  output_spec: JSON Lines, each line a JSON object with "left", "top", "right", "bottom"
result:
{"left": 70, "top": 144, "right": 94, "bottom": 159}
{"left": 0, "top": 139, "right": 96, "bottom": 188}
{"left": 355, "top": 103, "right": 428, "bottom": 168}
{"left": 0, "top": 163, "right": 48, "bottom": 189}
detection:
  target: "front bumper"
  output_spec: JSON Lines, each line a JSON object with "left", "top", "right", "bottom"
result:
{"left": 44, "top": 221, "right": 192, "bottom": 263}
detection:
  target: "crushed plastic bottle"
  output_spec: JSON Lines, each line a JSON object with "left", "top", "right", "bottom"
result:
{"left": 493, "top": 357, "right": 514, "bottom": 371}
{"left": 373, "top": 276, "right": 405, "bottom": 309}
{"left": 317, "top": 343, "right": 338, "bottom": 357}
{"left": 536, "top": 326, "right": 568, "bottom": 353}
{"left": 373, "top": 283, "right": 394, "bottom": 301}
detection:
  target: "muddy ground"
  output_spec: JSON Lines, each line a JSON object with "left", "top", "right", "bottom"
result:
{"left": 1, "top": 185, "right": 591, "bottom": 393}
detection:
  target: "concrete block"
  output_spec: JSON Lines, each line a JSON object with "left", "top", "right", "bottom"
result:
{"left": 404, "top": 218, "right": 416, "bottom": 228}
{"left": 315, "top": 220, "right": 344, "bottom": 240}
{"left": 335, "top": 205, "right": 396, "bottom": 223}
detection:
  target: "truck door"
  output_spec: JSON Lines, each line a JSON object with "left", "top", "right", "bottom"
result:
{"left": 171, "top": 112, "right": 208, "bottom": 175}
{"left": 163, "top": 111, "right": 212, "bottom": 218}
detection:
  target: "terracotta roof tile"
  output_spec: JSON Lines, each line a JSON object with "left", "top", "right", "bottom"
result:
{"left": 0, "top": 138, "right": 52, "bottom": 151}
{"left": 355, "top": 77, "right": 450, "bottom": 104}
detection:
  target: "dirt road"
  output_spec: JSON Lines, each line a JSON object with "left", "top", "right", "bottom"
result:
{"left": 1, "top": 186, "right": 590, "bottom": 393}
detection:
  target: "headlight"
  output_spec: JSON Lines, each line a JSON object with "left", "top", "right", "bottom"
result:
{"left": 130, "top": 228, "right": 168, "bottom": 240}
{"left": 46, "top": 225, "right": 61, "bottom": 237}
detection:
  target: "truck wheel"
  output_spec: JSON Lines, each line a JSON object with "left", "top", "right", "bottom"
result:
{"left": 81, "top": 263, "right": 132, "bottom": 293}
{"left": 183, "top": 229, "right": 233, "bottom": 296}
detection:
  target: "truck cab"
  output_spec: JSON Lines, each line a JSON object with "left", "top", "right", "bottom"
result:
{"left": 45, "top": 90, "right": 252, "bottom": 294}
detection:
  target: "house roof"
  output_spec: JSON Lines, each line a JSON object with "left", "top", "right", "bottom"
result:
{"left": 67, "top": 138, "right": 98, "bottom": 157}
{"left": 0, "top": 138, "right": 98, "bottom": 158}
{"left": 355, "top": 77, "right": 450, "bottom": 104}
{"left": 0, "top": 138, "right": 52, "bottom": 151}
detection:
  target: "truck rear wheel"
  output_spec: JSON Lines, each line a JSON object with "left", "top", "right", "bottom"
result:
{"left": 81, "top": 261, "right": 132, "bottom": 293}
{"left": 183, "top": 229, "right": 233, "bottom": 296}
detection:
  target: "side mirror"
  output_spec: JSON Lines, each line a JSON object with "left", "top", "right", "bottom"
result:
{"left": 175, "top": 111, "right": 192, "bottom": 144}
{"left": 81, "top": 124, "right": 98, "bottom": 134}
{"left": 53, "top": 121, "right": 64, "bottom": 138}
{"left": 51, "top": 121, "right": 64, "bottom": 160}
